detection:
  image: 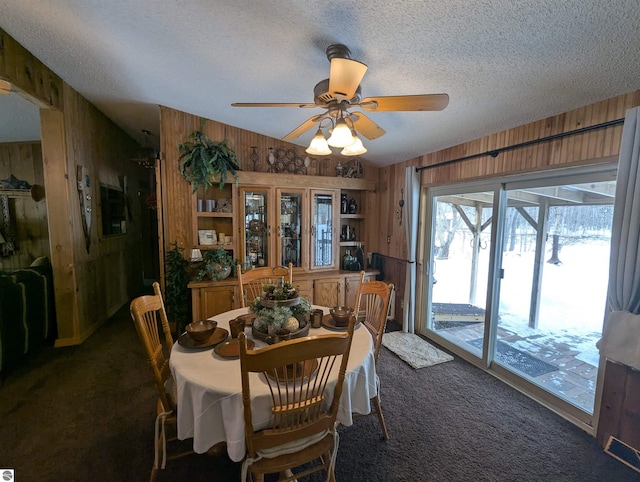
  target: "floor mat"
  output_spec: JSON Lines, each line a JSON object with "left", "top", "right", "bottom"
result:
{"left": 382, "top": 331, "right": 454, "bottom": 369}
{"left": 467, "top": 338, "right": 558, "bottom": 377}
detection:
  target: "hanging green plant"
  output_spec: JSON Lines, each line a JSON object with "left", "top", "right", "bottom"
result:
{"left": 178, "top": 130, "right": 241, "bottom": 192}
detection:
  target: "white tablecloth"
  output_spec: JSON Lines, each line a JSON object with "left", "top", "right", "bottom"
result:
{"left": 170, "top": 306, "right": 377, "bottom": 462}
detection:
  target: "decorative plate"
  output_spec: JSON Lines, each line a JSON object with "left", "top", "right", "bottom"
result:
{"left": 178, "top": 328, "right": 228, "bottom": 349}
{"left": 214, "top": 337, "right": 255, "bottom": 358}
{"left": 321, "top": 314, "right": 359, "bottom": 332}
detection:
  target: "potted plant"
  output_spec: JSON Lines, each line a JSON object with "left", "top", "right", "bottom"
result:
{"left": 195, "top": 247, "right": 234, "bottom": 281}
{"left": 178, "top": 130, "right": 241, "bottom": 192}
{"left": 164, "top": 242, "right": 191, "bottom": 334}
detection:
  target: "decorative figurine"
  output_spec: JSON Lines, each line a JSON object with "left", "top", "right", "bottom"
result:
{"left": 348, "top": 197, "right": 357, "bottom": 214}
{"left": 341, "top": 193, "right": 348, "bottom": 214}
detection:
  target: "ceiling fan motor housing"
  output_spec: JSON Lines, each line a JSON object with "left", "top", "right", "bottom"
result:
{"left": 314, "top": 79, "right": 361, "bottom": 106}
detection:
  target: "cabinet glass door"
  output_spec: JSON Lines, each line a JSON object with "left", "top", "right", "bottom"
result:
{"left": 277, "top": 189, "right": 306, "bottom": 269}
{"left": 241, "top": 188, "right": 270, "bottom": 269}
{"left": 310, "top": 190, "right": 337, "bottom": 270}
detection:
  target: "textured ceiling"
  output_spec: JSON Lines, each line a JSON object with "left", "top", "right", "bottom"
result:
{"left": 1, "top": 1, "right": 640, "bottom": 167}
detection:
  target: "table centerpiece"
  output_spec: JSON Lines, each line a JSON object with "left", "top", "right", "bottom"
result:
{"left": 249, "top": 281, "right": 312, "bottom": 343}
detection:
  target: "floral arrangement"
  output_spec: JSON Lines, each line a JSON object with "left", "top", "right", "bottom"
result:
{"left": 260, "top": 281, "right": 298, "bottom": 301}
{"left": 249, "top": 281, "right": 312, "bottom": 333}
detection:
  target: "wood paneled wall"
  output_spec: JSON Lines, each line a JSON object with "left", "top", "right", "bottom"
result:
{"left": 0, "top": 141, "right": 49, "bottom": 271}
{"left": 597, "top": 361, "right": 640, "bottom": 449}
{"left": 59, "top": 84, "right": 147, "bottom": 342}
{"left": 1, "top": 28, "right": 146, "bottom": 346}
{"left": 0, "top": 30, "right": 62, "bottom": 109}
{"left": 158, "top": 106, "right": 379, "bottom": 266}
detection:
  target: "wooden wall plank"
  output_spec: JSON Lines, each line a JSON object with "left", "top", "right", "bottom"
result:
{"left": 0, "top": 142, "right": 49, "bottom": 271}
{"left": 0, "top": 30, "right": 62, "bottom": 109}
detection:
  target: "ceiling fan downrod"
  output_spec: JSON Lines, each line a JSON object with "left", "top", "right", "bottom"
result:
{"left": 325, "top": 43, "right": 352, "bottom": 61}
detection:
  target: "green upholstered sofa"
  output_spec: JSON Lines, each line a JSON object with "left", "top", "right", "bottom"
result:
{"left": 0, "top": 257, "right": 56, "bottom": 375}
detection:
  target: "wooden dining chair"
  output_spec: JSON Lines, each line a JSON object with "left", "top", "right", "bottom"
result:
{"left": 237, "top": 262, "right": 293, "bottom": 307}
{"left": 354, "top": 272, "right": 394, "bottom": 440}
{"left": 238, "top": 317, "right": 356, "bottom": 482}
{"left": 130, "top": 282, "right": 191, "bottom": 481}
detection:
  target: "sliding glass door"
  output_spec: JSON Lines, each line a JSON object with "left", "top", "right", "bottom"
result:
{"left": 422, "top": 166, "right": 616, "bottom": 422}
{"left": 495, "top": 179, "right": 614, "bottom": 413}
{"left": 428, "top": 189, "right": 495, "bottom": 356}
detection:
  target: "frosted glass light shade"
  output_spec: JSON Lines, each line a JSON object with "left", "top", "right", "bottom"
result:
{"left": 341, "top": 135, "right": 367, "bottom": 156}
{"left": 327, "top": 119, "right": 355, "bottom": 148}
{"left": 306, "top": 128, "right": 332, "bottom": 155}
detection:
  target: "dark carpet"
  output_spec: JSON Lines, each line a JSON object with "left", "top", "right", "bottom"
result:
{"left": 467, "top": 338, "right": 559, "bottom": 377}
{"left": 0, "top": 305, "right": 638, "bottom": 481}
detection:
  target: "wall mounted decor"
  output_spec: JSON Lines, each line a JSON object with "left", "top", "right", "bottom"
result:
{"left": 266, "top": 147, "right": 307, "bottom": 175}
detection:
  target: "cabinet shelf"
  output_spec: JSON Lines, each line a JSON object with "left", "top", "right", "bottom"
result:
{"left": 197, "top": 242, "right": 235, "bottom": 250}
{"left": 340, "top": 213, "right": 364, "bottom": 219}
{"left": 195, "top": 212, "right": 234, "bottom": 218}
{"left": 339, "top": 241, "right": 363, "bottom": 247}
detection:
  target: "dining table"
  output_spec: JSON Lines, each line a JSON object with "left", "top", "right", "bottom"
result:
{"left": 169, "top": 305, "right": 378, "bottom": 462}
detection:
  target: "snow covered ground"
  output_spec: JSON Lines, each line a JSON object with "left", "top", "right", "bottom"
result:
{"left": 432, "top": 239, "right": 610, "bottom": 368}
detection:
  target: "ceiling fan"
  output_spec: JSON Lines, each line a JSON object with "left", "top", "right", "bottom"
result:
{"left": 232, "top": 44, "right": 449, "bottom": 155}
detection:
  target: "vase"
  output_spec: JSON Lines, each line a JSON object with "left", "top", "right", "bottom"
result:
{"left": 208, "top": 263, "right": 231, "bottom": 281}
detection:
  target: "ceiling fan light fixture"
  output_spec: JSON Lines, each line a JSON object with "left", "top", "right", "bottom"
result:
{"left": 341, "top": 132, "right": 367, "bottom": 156}
{"left": 131, "top": 129, "right": 158, "bottom": 168}
{"left": 306, "top": 128, "right": 332, "bottom": 156}
{"left": 327, "top": 118, "right": 355, "bottom": 148}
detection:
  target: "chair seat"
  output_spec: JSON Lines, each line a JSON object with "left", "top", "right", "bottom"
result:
{"left": 257, "top": 428, "right": 331, "bottom": 459}
{"left": 243, "top": 431, "right": 337, "bottom": 482}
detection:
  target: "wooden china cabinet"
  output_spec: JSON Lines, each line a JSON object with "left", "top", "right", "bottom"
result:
{"left": 188, "top": 171, "right": 378, "bottom": 321}
{"left": 238, "top": 186, "right": 339, "bottom": 273}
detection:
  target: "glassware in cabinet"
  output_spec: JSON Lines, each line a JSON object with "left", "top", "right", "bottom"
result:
{"left": 240, "top": 187, "right": 272, "bottom": 270}
{"left": 339, "top": 189, "right": 366, "bottom": 270}
{"left": 310, "top": 189, "right": 338, "bottom": 270}
{"left": 276, "top": 189, "right": 307, "bottom": 270}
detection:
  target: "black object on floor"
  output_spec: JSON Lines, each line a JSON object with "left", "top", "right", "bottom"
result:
{"left": 468, "top": 338, "right": 558, "bottom": 377}
{"left": 605, "top": 436, "right": 640, "bottom": 474}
